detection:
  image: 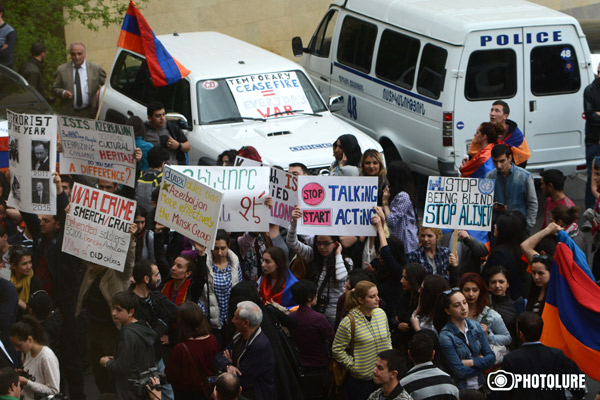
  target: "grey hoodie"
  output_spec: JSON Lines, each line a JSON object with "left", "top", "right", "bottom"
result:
{"left": 106, "top": 321, "right": 157, "bottom": 400}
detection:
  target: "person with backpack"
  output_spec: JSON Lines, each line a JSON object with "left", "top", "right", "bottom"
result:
{"left": 136, "top": 146, "right": 170, "bottom": 214}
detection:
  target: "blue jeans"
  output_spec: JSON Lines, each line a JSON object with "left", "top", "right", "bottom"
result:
{"left": 585, "top": 142, "right": 600, "bottom": 209}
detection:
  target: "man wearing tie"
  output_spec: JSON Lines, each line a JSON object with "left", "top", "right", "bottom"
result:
{"left": 32, "top": 181, "right": 49, "bottom": 204}
{"left": 32, "top": 142, "right": 49, "bottom": 171}
{"left": 52, "top": 42, "right": 106, "bottom": 118}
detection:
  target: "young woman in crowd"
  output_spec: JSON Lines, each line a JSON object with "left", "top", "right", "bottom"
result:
{"left": 161, "top": 255, "right": 196, "bottom": 306}
{"left": 460, "top": 273, "right": 511, "bottom": 362}
{"left": 287, "top": 206, "right": 347, "bottom": 325}
{"left": 437, "top": 288, "right": 495, "bottom": 390}
{"left": 459, "top": 122, "right": 501, "bottom": 178}
{"left": 483, "top": 212, "right": 528, "bottom": 300}
{"left": 9, "top": 316, "right": 60, "bottom": 400}
{"left": 332, "top": 281, "right": 392, "bottom": 400}
{"left": 257, "top": 246, "right": 298, "bottom": 308}
{"left": 331, "top": 134, "right": 362, "bottom": 176}
{"left": 411, "top": 275, "right": 450, "bottom": 334}
{"left": 407, "top": 226, "right": 458, "bottom": 282}
{"left": 486, "top": 266, "right": 518, "bottom": 342}
{"left": 360, "top": 149, "right": 389, "bottom": 206}
{"left": 198, "top": 230, "right": 243, "bottom": 332}
{"left": 382, "top": 161, "right": 419, "bottom": 254}
{"left": 165, "top": 302, "right": 220, "bottom": 400}
{"left": 551, "top": 205, "right": 586, "bottom": 252}
{"left": 392, "top": 263, "right": 427, "bottom": 351}
{"left": 9, "top": 246, "right": 40, "bottom": 312}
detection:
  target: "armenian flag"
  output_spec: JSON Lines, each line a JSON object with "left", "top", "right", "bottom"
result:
{"left": 459, "top": 143, "right": 495, "bottom": 178}
{"left": 540, "top": 231, "right": 600, "bottom": 381}
{"left": 117, "top": 1, "right": 190, "bottom": 87}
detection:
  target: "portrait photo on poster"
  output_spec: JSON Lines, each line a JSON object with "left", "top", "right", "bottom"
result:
{"left": 9, "top": 138, "right": 18, "bottom": 163}
{"left": 31, "top": 140, "right": 50, "bottom": 171}
{"left": 11, "top": 176, "right": 21, "bottom": 202}
{"left": 31, "top": 178, "right": 50, "bottom": 204}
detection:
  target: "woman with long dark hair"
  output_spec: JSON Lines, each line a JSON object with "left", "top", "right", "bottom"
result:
{"left": 258, "top": 246, "right": 298, "bottom": 307}
{"left": 331, "top": 134, "right": 362, "bottom": 176}
{"left": 9, "top": 246, "right": 41, "bottom": 312}
{"left": 437, "top": 289, "right": 495, "bottom": 390}
{"left": 460, "top": 122, "right": 501, "bottom": 178}
{"left": 165, "top": 302, "right": 220, "bottom": 400}
{"left": 382, "top": 161, "right": 419, "bottom": 253}
{"left": 287, "top": 205, "right": 347, "bottom": 325}
{"left": 392, "top": 263, "right": 427, "bottom": 351}
{"left": 411, "top": 275, "right": 449, "bottom": 334}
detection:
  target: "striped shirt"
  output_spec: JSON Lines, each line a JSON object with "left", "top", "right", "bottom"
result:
{"left": 332, "top": 308, "right": 392, "bottom": 380}
{"left": 400, "top": 362, "right": 459, "bottom": 400}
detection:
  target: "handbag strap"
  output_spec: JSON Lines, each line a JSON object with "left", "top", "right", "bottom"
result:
{"left": 182, "top": 342, "right": 209, "bottom": 390}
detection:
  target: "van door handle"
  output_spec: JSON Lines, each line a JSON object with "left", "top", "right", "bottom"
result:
{"left": 529, "top": 100, "right": 536, "bottom": 112}
{"left": 320, "top": 76, "right": 329, "bottom": 82}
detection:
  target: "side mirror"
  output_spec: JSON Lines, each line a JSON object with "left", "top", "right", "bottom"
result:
{"left": 329, "top": 95, "right": 344, "bottom": 113}
{"left": 166, "top": 113, "right": 190, "bottom": 130}
{"left": 292, "top": 37, "right": 305, "bottom": 57}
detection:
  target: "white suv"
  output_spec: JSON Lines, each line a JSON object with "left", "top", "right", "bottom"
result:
{"left": 98, "top": 31, "right": 382, "bottom": 172}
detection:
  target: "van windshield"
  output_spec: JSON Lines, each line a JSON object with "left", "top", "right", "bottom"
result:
{"left": 197, "top": 70, "right": 327, "bottom": 124}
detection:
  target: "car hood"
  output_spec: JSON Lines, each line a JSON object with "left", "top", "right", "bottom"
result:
{"left": 197, "top": 114, "right": 382, "bottom": 169}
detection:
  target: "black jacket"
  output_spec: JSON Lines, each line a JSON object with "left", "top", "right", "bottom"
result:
{"left": 584, "top": 78, "right": 600, "bottom": 142}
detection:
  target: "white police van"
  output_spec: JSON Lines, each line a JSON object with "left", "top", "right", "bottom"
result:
{"left": 98, "top": 32, "right": 382, "bottom": 173}
{"left": 292, "top": 0, "right": 592, "bottom": 176}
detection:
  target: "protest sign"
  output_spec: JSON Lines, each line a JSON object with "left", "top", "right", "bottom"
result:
{"left": 155, "top": 166, "right": 223, "bottom": 249}
{"left": 6, "top": 110, "right": 57, "bottom": 214}
{"left": 423, "top": 176, "right": 495, "bottom": 231}
{"left": 226, "top": 71, "right": 313, "bottom": 119}
{"left": 297, "top": 176, "right": 378, "bottom": 236}
{"left": 234, "top": 155, "right": 264, "bottom": 166}
{"left": 172, "top": 166, "right": 270, "bottom": 232}
{"left": 62, "top": 183, "right": 136, "bottom": 271}
{"left": 58, "top": 116, "right": 137, "bottom": 188}
{"left": 269, "top": 167, "right": 298, "bottom": 227}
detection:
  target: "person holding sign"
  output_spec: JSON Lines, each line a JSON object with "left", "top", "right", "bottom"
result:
{"left": 287, "top": 205, "right": 347, "bottom": 325}
{"left": 257, "top": 247, "right": 298, "bottom": 308}
{"left": 406, "top": 226, "right": 458, "bottom": 283}
{"left": 382, "top": 161, "right": 419, "bottom": 254}
{"left": 459, "top": 122, "right": 501, "bottom": 178}
{"left": 360, "top": 149, "right": 389, "bottom": 206}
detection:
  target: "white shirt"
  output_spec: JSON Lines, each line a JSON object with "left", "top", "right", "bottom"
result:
{"left": 72, "top": 60, "right": 90, "bottom": 109}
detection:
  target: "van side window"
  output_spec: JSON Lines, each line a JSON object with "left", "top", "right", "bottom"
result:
{"left": 465, "top": 49, "right": 517, "bottom": 100}
{"left": 530, "top": 45, "right": 580, "bottom": 95}
{"left": 376, "top": 29, "right": 420, "bottom": 89}
{"left": 416, "top": 44, "right": 447, "bottom": 99}
{"left": 337, "top": 16, "right": 377, "bottom": 73}
{"left": 110, "top": 50, "right": 192, "bottom": 127}
{"left": 309, "top": 10, "right": 338, "bottom": 58}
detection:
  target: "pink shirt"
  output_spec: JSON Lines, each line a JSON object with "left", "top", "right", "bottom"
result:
{"left": 542, "top": 196, "right": 575, "bottom": 228}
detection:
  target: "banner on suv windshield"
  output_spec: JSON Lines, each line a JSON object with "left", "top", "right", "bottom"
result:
{"left": 225, "top": 71, "right": 313, "bottom": 119}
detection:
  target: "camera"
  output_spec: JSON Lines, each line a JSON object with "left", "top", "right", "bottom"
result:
{"left": 314, "top": 295, "right": 329, "bottom": 314}
{"left": 128, "top": 367, "right": 167, "bottom": 398}
{"left": 487, "top": 370, "right": 515, "bottom": 391}
{"left": 18, "top": 369, "right": 36, "bottom": 382}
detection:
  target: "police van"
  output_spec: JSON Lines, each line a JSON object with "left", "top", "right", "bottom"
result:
{"left": 98, "top": 32, "right": 382, "bottom": 173}
{"left": 292, "top": 0, "right": 592, "bottom": 176}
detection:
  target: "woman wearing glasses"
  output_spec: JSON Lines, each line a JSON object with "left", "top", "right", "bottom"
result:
{"left": 436, "top": 288, "right": 495, "bottom": 390}
{"left": 287, "top": 206, "right": 348, "bottom": 325}
{"left": 520, "top": 222, "right": 561, "bottom": 316}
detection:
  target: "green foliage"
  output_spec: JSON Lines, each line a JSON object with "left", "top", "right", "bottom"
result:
{"left": 2, "top": 0, "right": 144, "bottom": 103}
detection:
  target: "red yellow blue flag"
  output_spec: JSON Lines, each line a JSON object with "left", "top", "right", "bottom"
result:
{"left": 117, "top": 1, "right": 190, "bottom": 87}
{"left": 540, "top": 231, "right": 600, "bottom": 381}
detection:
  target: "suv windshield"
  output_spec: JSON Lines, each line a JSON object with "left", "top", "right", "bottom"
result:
{"left": 196, "top": 70, "right": 327, "bottom": 124}
{"left": 0, "top": 66, "right": 53, "bottom": 119}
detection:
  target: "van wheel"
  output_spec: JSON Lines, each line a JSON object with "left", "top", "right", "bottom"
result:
{"left": 380, "top": 139, "right": 401, "bottom": 164}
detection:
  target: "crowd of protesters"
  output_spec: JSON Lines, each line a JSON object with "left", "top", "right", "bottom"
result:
{"left": 0, "top": 60, "right": 598, "bottom": 400}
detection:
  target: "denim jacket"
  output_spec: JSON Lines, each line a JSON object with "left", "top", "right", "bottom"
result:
{"left": 439, "top": 319, "right": 495, "bottom": 389}
{"left": 476, "top": 306, "right": 512, "bottom": 346}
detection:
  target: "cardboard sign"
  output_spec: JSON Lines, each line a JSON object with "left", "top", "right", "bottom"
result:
{"left": 234, "top": 155, "right": 263, "bottom": 166}
{"left": 269, "top": 167, "right": 298, "bottom": 228}
{"left": 155, "top": 166, "right": 223, "bottom": 249}
{"left": 226, "top": 71, "right": 313, "bottom": 119}
{"left": 6, "top": 110, "right": 57, "bottom": 214}
{"left": 58, "top": 116, "right": 137, "bottom": 188}
{"left": 297, "top": 176, "right": 378, "bottom": 236}
{"left": 423, "top": 176, "right": 495, "bottom": 231}
{"left": 172, "top": 166, "right": 270, "bottom": 232}
{"left": 62, "top": 183, "right": 136, "bottom": 271}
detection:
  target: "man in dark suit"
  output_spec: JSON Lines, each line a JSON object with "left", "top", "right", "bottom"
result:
{"left": 0, "top": 279, "right": 17, "bottom": 368}
{"left": 52, "top": 42, "right": 106, "bottom": 119}
{"left": 32, "top": 142, "right": 49, "bottom": 171}
{"left": 32, "top": 181, "right": 49, "bottom": 204}
{"left": 494, "top": 312, "right": 585, "bottom": 400}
